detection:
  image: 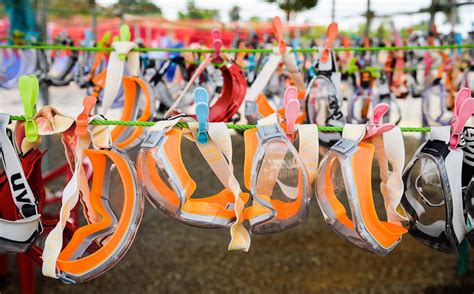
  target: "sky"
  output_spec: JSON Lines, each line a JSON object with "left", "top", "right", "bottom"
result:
{"left": 97, "top": 0, "right": 474, "bottom": 36}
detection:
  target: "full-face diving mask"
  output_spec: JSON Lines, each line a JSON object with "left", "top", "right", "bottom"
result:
{"left": 315, "top": 106, "right": 408, "bottom": 255}
{"left": 401, "top": 88, "right": 474, "bottom": 253}
{"left": 0, "top": 113, "right": 42, "bottom": 254}
{"left": 401, "top": 127, "right": 469, "bottom": 253}
{"left": 138, "top": 109, "right": 250, "bottom": 251}
{"left": 14, "top": 96, "right": 145, "bottom": 284}
{"left": 243, "top": 112, "right": 319, "bottom": 234}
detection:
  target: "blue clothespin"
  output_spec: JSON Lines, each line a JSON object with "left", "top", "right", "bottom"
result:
{"left": 84, "top": 29, "right": 93, "bottom": 47}
{"left": 454, "top": 33, "right": 462, "bottom": 55}
{"left": 194, "top": 87, "right": 209, "bottom": 145}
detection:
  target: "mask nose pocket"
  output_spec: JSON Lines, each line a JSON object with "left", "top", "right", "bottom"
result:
{"left": 249, "top": 137, "right": 310, "bottom": 234}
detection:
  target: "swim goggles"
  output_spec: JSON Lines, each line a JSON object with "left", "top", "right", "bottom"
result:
{"left": 315, "top": 103, "right": 408, "bottom": 255}
{"left": 138, "top": 88, "right": 250, "bottom": 251}
{"left": 38, "top": 96, "right": 144, "bottom": 283}
{"left": 401, "top": 88, "right": 474, "bottom": 253}
{"left": 0, "top": 113, "right": 42, "bottom": 254}
{"left": 101, "top": 25, "right": 155, "bottom": 150}
{"left": 243, "top": 87, "right": 319, "bottom": 234}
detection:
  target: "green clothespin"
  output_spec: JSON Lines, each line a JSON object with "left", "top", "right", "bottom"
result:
{"left": 365, "top": 66, "right": 381, "bottom": 78}
{"left": 19, "top": 75, "right": 39, "bottom": 142}
{"left": 98, "top": 31, "right": 111, "bottom": 48}
{"left": 347, "top": 57, "right": 358, "bottom": 75}
{"left": 117, "top": 24, "right": 131, "bottom": 61}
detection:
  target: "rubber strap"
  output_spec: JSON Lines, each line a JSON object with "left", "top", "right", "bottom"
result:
{"left": 187, "top": 122, "right": 250, "bottom": 251}
{"left": 0, "top": 113, "right": 38, "bottom": 217}
{"left": 101, "top": 41, "right": 139, "bottom": 115}
{"left": 296, "top": 124, "right": 319, "bottom": 183}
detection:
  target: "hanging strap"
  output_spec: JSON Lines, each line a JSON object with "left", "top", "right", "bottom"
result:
{"left": 42, "top": 114, "right": 112, "bottom": 278}
{"left": 371, "top": 127, "right": 407, "bottom": 224}
{"left": 101, "top": 41, "right": 139, "bottom": 115}
{"left": 186, "top": 122, "right": 250, "bottom": 251}
{"left": 0, "top": 113, "right": 38, "bottom": 218}
{"left": 296, "top": 124, "right": 319, "bottom": 183}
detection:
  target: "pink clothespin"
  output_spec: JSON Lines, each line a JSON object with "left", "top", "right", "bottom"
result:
{"left": 272, "top": 16, "right": 286, "bottom": 55}
{"left": 75, "top": 96, "right": 97, "bottom": 136}
{"left": 364, "top": 103, "right": 395, "bottom": 139}
{"left": 321, "top": 22, "right": 338, "bottom": 63}
{"left": 212, "top": 29, "right": 223, "bottom": 63}
{"left": 449, "top": 88, "right": 474, "bottom": 150}
{"left": 284, "top": 86, "right": 300, "bottom": 142}
{"left": 423, "top": 52, "right": 433, "bottom": 77}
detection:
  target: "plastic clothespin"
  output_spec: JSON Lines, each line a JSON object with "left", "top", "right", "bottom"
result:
{"left": 364, "top": 103, "right": 395, "bottom": 140}
{"left": 284, "top": 86, "right": 300, "bottom": 143}
{"left": 212, "top": 29, "right": 223, "bottom": 63}
{"left": 116, "top": 24, "right": 131, "bottom": 61}
{"left": 19, "top": 75, "right": 39, "bottom": 142}
{"left": 75, "top": 96, "right": 97, "bottom": 137}
{"left": 321, "top": 22, "right": 338, "bottom": 63}
{"left": 98, "top": 31, "right": 112, "bottom": 48}
{"left": 450, "top": 88, "right": 474, "bottom": 150}
{"left": 454, "top": 33, "right": 462, "bottom": 55}
{"left": 194, "top": 87, "right": 209, "bottom": 145}
{"left": 84, "top": 29, "right": 93, "bottom": 46}
{"left": 272, "top": 16, "right": 286, "bottom": 55}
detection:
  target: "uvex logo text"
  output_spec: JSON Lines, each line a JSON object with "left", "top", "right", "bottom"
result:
{"left": 10, "top": 173, "right": 32, "bottom": 204}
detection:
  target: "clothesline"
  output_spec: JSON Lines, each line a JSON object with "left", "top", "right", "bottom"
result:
{"left": 9, "top": 115, "right": 434, "bottom": 132}
{"left": 0, "top": 44, "right": 472, "bottom": 53}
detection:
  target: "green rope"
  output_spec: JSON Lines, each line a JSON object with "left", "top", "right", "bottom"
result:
{"left": 0, "top": 44, "right": 471, "bottom": 53}
{"left": 9, "top": 116, "right": 432, "bottom": 132}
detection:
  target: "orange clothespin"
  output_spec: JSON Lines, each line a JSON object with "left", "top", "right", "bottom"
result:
{"left": 272, "top": 16, "right": 286, "bottom": 55}
{"left": 75, "top": 96, "right": 97, "bottom": 136}
{"left": 321, "top": 22, "right": 338, "bottom": 63}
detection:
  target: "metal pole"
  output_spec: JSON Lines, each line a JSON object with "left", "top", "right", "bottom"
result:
{"left": 331, "top": 0, "right": 336, "bottom": 22}
{"left": 90, "top": 0, "right": 97, "bottom": 42}
{"left": 364, "top": 0, "right": 372, "bottom": 38}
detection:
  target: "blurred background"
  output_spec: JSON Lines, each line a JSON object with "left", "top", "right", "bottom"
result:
{"left": 0, "top": 0, "right": 473, "bottom": 293}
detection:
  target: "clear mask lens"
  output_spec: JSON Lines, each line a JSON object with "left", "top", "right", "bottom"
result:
{"left": 250, "top": 138, "right": 310, "bottom": 234}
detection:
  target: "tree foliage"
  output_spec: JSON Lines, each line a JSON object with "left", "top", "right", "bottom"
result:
{"left": 265, "top": 0, "right": 318, "bottom": 21}
{"left": 229, "top": 5, "right": 240, "bottom": 22}
{"left": 178, "top": 0, "right": 220, "bottom": 20}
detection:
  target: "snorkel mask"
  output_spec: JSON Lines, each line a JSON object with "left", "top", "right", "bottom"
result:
{"left": 304, "top": 22, "right": 345, "bottom": 148}
{"left": 243, "top": 87, "right": 319, "bottom": 234}
{"left": 164, "top": 29, "right": 246, "bottom": 123}
{"left": 244, "top": 17, "right": 306, "bottom": 124}
{"left": 0, "top": 113, "right": 42, "bottom": 254}
{"left": 315, "top": 103, "right": 408, "bottom": 255}
{"left": 138, "top": 88, "right": 250, "bottom": 251}
{"left": 401, "top": 88, "right": 474, "bottom": 253}
{"left": 101, "top": 25, "right": 155, "bottom": 150}
{"left": 36, "top": 96, "right": 144, "bottom": 283}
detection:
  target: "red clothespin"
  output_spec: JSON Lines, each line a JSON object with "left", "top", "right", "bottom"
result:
{"left": 212, "top": 29, "right": 223, "bottom": 63}
{"left": 321, "top": 22, "right": 338, "bottom": 63}
{"left": 450, "top": 88, "right": 474, "bottom": 150}
{"left": 284, "top": 86, "right": 300, "bottom": 142}
{"left": 75, "top": 96, "right": 97, "bottom": 136}
{"left": 342, "top": 36, "right": 351, "bottom": 59}
{"left": 364, "top": 103, "right": 395, "bottom": 139}
{"left": 272, "top": 16, "right": 286, "bottom": 55}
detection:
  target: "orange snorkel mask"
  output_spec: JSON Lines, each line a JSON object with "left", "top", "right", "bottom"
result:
{"left": 315, "top": 103, "right": 408, "bottom": 255}
{"left": 13, "top": 94, "right": 144, "bottom": 283}
{"left": 243, "top": 87, "right": 319, "bottom": 234}
{"left": 36, "top": 96, "right": 144, "bottom": 283}
{"left": 138, "top": 88, "right": 251, "bottom": 251}
{"left": 101, "top": 25, "right": 155, "bottom": 150}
